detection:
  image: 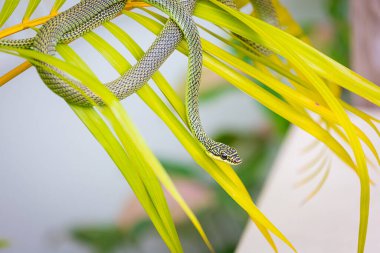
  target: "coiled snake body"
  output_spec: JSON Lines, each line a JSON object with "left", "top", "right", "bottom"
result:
{"left": 0, "top": 0, "right": 279, "bottom": 165}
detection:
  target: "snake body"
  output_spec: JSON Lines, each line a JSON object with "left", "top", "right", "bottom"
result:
{"left": 0, "top": 0, "right": 280, "bottom": 164}
{"left": 32, "top": 0, "right": 129, "bottom": 105}
{"left": 132, "top": 0, "right": 241, "bottom": 164}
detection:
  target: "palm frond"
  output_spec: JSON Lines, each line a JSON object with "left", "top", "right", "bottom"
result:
{"left": 0, "top": 1, "right": 379, "bottom": 252}
{"left": 0, "top": 0, "right": 21, "bottom": 27}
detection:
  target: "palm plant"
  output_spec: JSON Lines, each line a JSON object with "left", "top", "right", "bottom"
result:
{"left": 0, "top": 0, "right": 379, "bottom": 252}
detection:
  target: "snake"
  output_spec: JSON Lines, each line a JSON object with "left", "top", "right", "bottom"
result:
{"left": 0, "top": 0, "right": 279, "bottom": 165}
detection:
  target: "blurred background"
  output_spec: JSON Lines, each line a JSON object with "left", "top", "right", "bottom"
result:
{"left": 0, "top": 0, "right": 351, "bottom": 252}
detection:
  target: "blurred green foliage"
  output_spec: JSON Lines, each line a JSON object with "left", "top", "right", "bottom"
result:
{"left": 0, "top": 239, "right": 9, "bottom": 249}
{"left": 72, "top": 227, "right": 126, "bottom": 253}
{"left": 327, "top": 0, "right": 350, "bottom": 66}
{"left": 303, "top": 0, "right": 350, "bottom": 66}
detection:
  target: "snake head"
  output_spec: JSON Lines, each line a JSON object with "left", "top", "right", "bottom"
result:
{"left": 208, "top": 142, "right": 242, "bottom": 165}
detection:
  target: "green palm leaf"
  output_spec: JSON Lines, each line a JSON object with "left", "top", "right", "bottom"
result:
{"left": 0, "top": 1, "right": 378, "bottom": 252}
{"left": 0, "top": 0, "right": 21, "bottom": 27}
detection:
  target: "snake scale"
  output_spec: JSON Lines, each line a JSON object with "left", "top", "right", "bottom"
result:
{"left": 0, "top": 0, "right": 279, "bottom": 165}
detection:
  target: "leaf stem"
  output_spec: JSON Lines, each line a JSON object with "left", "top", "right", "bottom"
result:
{"left": 0, "top": 61, "right": 31, "bottom": 87}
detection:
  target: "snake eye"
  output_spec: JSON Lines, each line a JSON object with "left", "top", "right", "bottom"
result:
{"left": 221, "top": 152, "right": 228, "bottom": 160}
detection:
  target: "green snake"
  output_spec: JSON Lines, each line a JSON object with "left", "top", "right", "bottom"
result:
{"left": 0, "top": 0, "right": 279, "bottom": 165}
